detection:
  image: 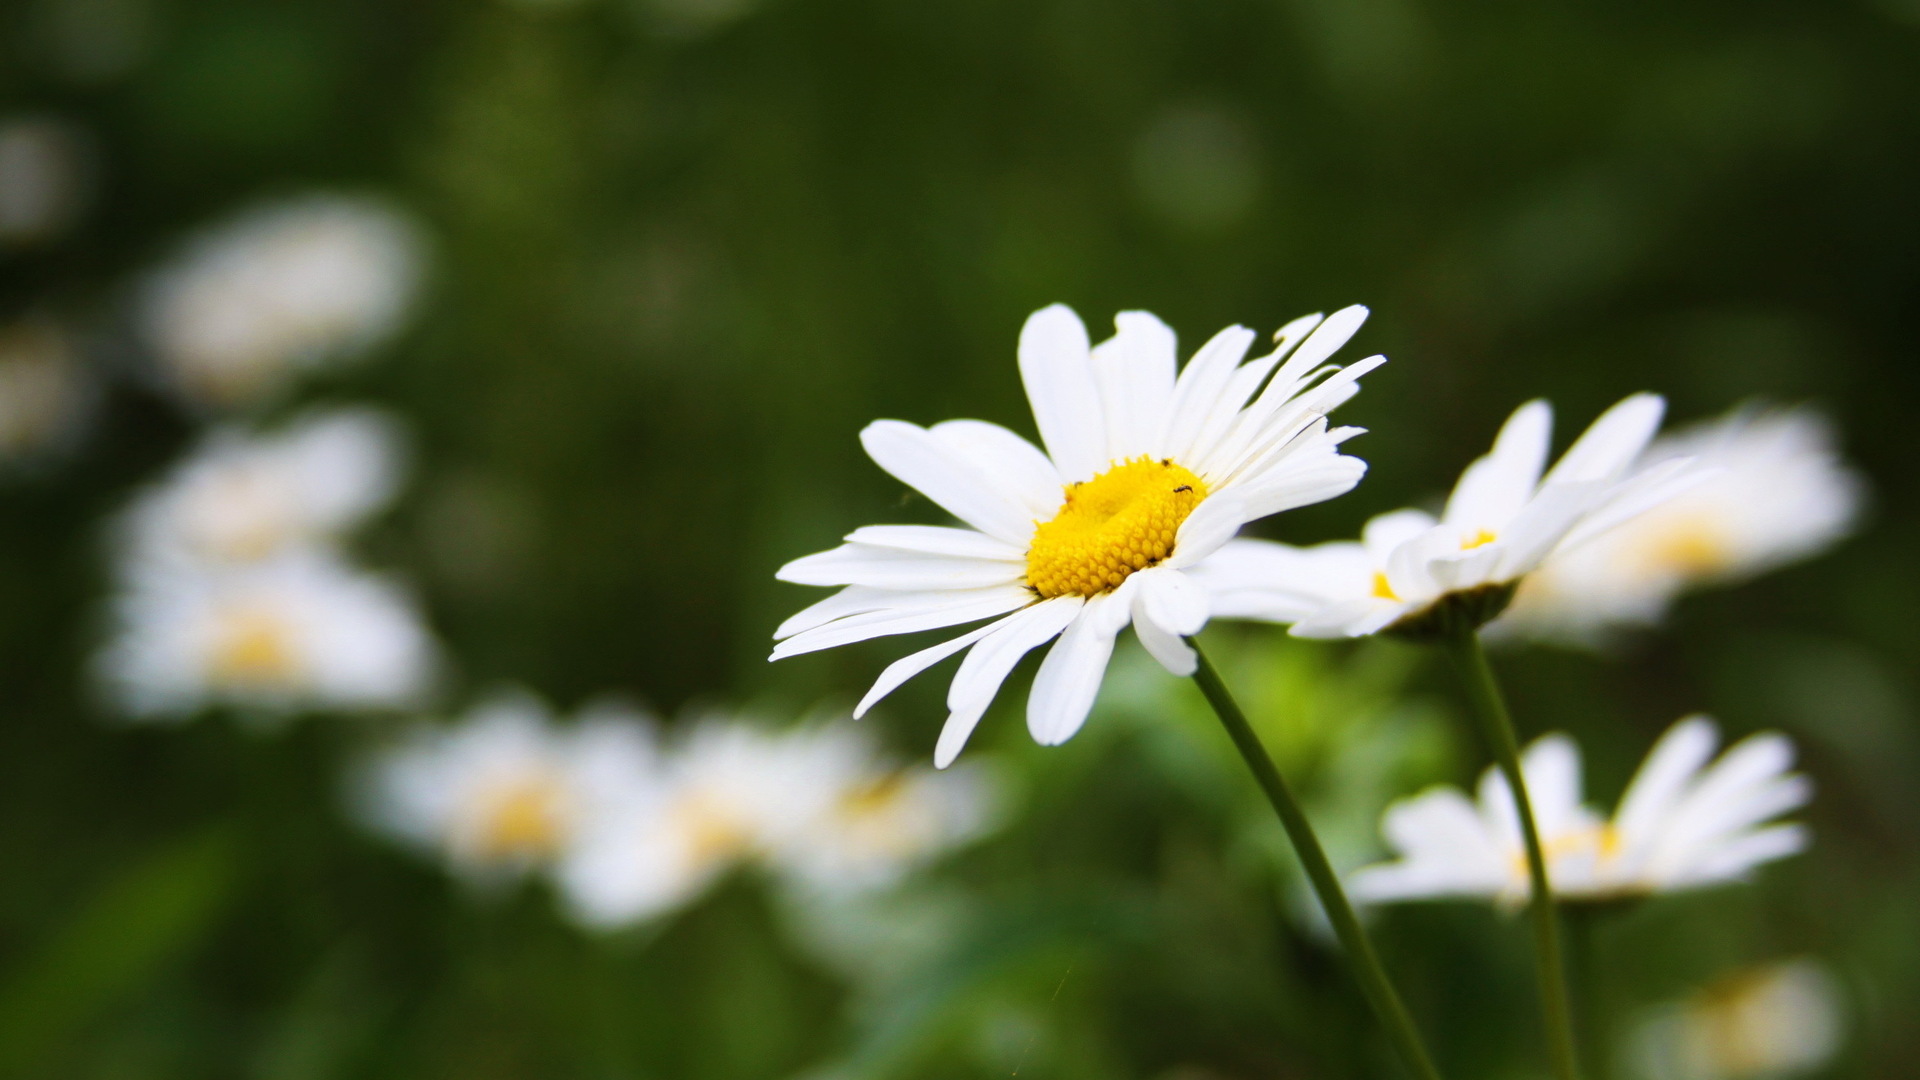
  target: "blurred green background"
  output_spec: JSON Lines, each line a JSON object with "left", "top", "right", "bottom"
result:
{"left": 2, "top": 0, "right": 1917, "bottom": 1076}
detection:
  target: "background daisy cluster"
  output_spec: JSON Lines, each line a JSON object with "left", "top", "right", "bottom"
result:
{"left": 1, "top": 0, "right": 1915, "bottom": 1078}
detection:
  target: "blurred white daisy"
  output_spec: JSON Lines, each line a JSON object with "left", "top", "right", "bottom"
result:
{"left": 0, "top": 316, "right": 94, "bottom": 467}
{"left": 1347, "top": 716, "right": 1810, "bottom": 906}
{"left": 140, "top": 194, "right": 424, "bottom": 408}
{"left": 121, "top": 407, "right": 404, "bottom": 565}
{"left": 558, "top": 715, "right": 806, "bottom": 928}
{"left": 97, "top": 548, "right": 436, "bottom": 720}
{"left": 1199, "top": 395, "right": 1704, "bottom": 639}
{"left": 1632, "top": 959, "right": 1843, "bottom": 1080}
{"left": 760, "top": 724, "right": 1001, "bottom": 897}
{"left": 774, "top": 304, "right": 1383, "bottom": 766}
{"left": 355, "top": 692, "right": 660, "bottom": 878}
{"left": 1496, "top": 406, "right": 1865, "bottom": 645}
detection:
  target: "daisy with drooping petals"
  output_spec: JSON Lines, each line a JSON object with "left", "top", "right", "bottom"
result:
{"left": 355, "top": 692, "right": 660, "bottom": 878}
{"left": 1496, "top": 406, "right": 1865, "bottom": 645}
{"left": 1197, "top": 394, "right": 1704, "bottom": 639}
{"left": 1347, "top": 716, "right": 1810, "bottom": 906}
{"left": 773, "top": 304, "right": 1384, "bottom": 766}
{"left": 97, "top": 548, "right": 436, "bottom": 720}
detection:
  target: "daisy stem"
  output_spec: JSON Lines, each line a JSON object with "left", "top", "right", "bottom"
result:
{"left": 1188, "top": 639, "right": 1445, "bottom": 1080}
{"left": 1441, "top": 630, "right": 1581, "bottom": 1080}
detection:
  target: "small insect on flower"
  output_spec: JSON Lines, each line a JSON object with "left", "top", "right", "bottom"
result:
{"left": 1496, "top": 406, "right": 1865, "bottom": 645}
{"left": 353, "top": 691, "right": 660, "bottom": 880}
{"left": 118, "top": 407, "right": 405, "bottom": 566}
{"left": 773, "top": 304, "right": 1384, "bottom": 766}
{"left": 1632, "top": 959, "right": 1844, "bottom": 1080}
{"left": 139, "top": 194, "right": 424, "bottom": 410}
{"left": 1196, "top": 395, "right": 1708, "bottom": 639}
{"left": 1346, "top": 716, "right": 1810, "bottom": 907}
{"left": 96, "top": 548, "right": 436, "bottom": 721}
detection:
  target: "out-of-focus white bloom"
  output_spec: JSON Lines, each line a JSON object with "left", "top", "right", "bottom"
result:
{"left": 1199, "top": 395, "right": 1704, "bottom": 638}
{"left": 1349, "top": 716, "right": 1809, "bottom": 906}
{"left": 140, "top": 194, "right": 424, "bottom": 408}
{"left": 0, "top": 117, "right": 92, "bottom": 245}
{"left": 1497, "top": 407, "right": 1865, "bottom": 644}
{"left": 121, "top": 407, "right": 404, "bottom": 565}
{"left": 355, "top": 692, "right": 659, "bottom": 877}
{"left": 0, "top": 317, "right": 94, "bottom": 466}
{"left": 558, "top": 716, "right": 802, "bottom": 928}
{"left": 775, "top": 304, "right": 1382, "bottom": 766}
{"left": 1632, "top": 959, "right": 1844, "bottom": 1080}
{"left": 97, "top": 548, "right": 435, "bottom": 720}
{"left": 760, "top": 725, "right": 1000, "bottom": 896}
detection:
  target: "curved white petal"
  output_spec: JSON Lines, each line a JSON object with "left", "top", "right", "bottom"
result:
{"left": 1613, "top": 716, "right": 1719, "bottom": 848}
{"left": 1092, "top": 311, "right": 1177, "bottom": 460}
{"left": 1134, "top": 566, "right": 1208, "bottom": 636}
{"left": 860, "top": 420, "right": 1041, "bottom": 546}
{"left": 1164, "top": 324, "right": 1259, "bottom": 463}
{"left": 843, "top": 524, "right": 1023, "bottom": 560}
{"left": 1018, "top": 304, "right": 1105, "bottom": 483}
{"left": 1166, "top": 492, "right": 1249, "bottom": 569}
{"left": 770, "top": 586, "right": 1033, "bottom": 659}
{"left": 934, "top": 597, "right": 1084, "bottom": 767}
{"left": 776, "top": 543, "right": 1024, "bottom": 590}
{"left": 853, "top": 622, "right": 1001, "bottom": 719}
{"left": 1025, "top": 588, "right": 1130, "bottom": 746}
{"left": 1130, "top": 603, "right": 1196, "bottom": 675}
{"left": 928, "top": 419, "right": 1064, "bottom": 521}
{"left": 1542, "top": 393, "right": 1665, "bottom": 487}
{"left": 1444, "top": 399, "right": 1551, "bottom": 531}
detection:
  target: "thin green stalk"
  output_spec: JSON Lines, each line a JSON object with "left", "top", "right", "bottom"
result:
{"left": 1441, "top": 631, "right": 1581, "bottom": 1080}
{"left": 1187, "top": 640, "right": 1445, "bottom": 1080}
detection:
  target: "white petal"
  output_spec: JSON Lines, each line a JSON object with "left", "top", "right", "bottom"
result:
{"left": 1541, "top": 393, "right": 1665, "bottom": 487}
{"left": 1164, "top": 325, "right": 1258, "bottom": 463}
{"left": 1673, "top": 823, "right": 1809, "bottom": 886}
{"left": 1443, "top": 400, "right": 1551, "bottom": 531}
{"left": 853, "top": 622, "right": 1001, "bottom": 718}
{"left": 770, "top": 586, "right": 1033, "bottom": 659}
{"left": 1130, "top": 603, "right": 1196, "bottom": 675}
{"left": 861, "top": 420, "right": 1041, "bottom": 546}
{"left": 1025, "top": 589, "right": 1130, "bottom": 746}
{"left": 1091, "top": 311, "right": 1177, "bottom": 460}
{"left": 1166, "top": 492, "right": 1249, "bottom": 569}
{"left": 928, "top": 419, "right": 1065, "bottom": 521}
{"left": 843, "top": 524, "right": 1023, "bottom": 560}
{"left": 776, "top": 543, "right": 1023, "bottom": 589}
{"left": 1018, "top": 304, "right": 1106, "bottom": 483}
{"left": 1361, "top": 509, "right": 1438, "bottom": 564}
{"left": 934, "top": 597, "right": 1084, "bottom": 767}
{"left": 1190, "top": 538, "right": 1370, "bottom": 624}
{"left": 1613, "top": 716, "right": 1719, "bottom": 847}
{"left": 1518, "top": 733, "right": 1587, "bottom": 838}
{"left": 1134, "top": 566, "right": 1208, "bottom": 636}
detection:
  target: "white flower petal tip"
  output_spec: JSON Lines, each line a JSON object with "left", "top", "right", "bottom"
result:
{"left": 774, "top": 305, "right": 1380, "bottom": 763}
{"left": 1347, "top": 716, "right": 1811, "bottom": 906}
{"left": 1206, "top": 392, "right": 1716, "bottom": 640}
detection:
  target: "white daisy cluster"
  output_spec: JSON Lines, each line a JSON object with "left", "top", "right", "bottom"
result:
{"left": 139, "top": 194, "right": 424, "bottom": 410}
{"left": 1347, "top": 716, "right": 1810, "bottom": 906}
{"left": 355, "top": 692, "right": 1001, "bottom": 927}
{"left": 1496, "top": 406, "right": 1866, "bottom": 645}
{"left": 95, "top": 408, "right": 436, "bottom": 720}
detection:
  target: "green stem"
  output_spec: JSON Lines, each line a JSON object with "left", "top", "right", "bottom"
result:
{"left": 1441, "top": 631, "right": 1581, "bottom": 1080}
{"left": 1188, "top": 640, "right": 1445, "bottom": 1080}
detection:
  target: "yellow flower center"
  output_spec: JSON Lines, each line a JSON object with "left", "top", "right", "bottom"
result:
{"left": 1509, "top": 823, "right": 1624, "bottom": 882}
{"left": 1638, "top": 515, "right": 1732, "bottom": 577}
{"left": 1462, "top": 529, "right": 1498, "bottom": 550}
{"left": 1371, "top": 572, "right": 1399, "bottom": 600}
{"left": 474, "top": 781, "right": 566, "bottom": 861}
{"left": 1026, "top": 457, "right": 1207, "bottom": 599}
{"left": 672, "top": 794, "right": 754, "bottom": 868}
{"left": 210, "top": 608, "right": 300, "bottom": 686}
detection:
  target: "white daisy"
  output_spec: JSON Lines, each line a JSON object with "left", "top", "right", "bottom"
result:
{"left": 96, "top": 547, "right": 436, "bottom": 720}
{"left": 558, "top": 716, "right": 813, "bottom": 928}
{"left": 1347, "top": 716, "right": 1810, "bottom": 906}
{"left": 140, "top": 194, "right": 424, "bottom": 408}
{"left": 773, "top": 304, "right": 1384, "bottom": 766}
{"left": 1496, "top": 406, "right": 1865, "bottom": 645}
{"left": 120, "top": 407, "right": 405, "bottom": 565}
{"left": 1197, "top": 394, "right": 1705, "bottom": 639}
{"left": 759, "top": 724, "right": 1001, "bottom": 896}
{"left": 1631, "top": 958, "right": 1843, "bottom": 1080}
{"left": 354, "top": 691, "right": 659, "bottom": 878}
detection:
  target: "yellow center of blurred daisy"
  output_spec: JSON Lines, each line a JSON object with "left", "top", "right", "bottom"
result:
{"left": 1641, "top": 516, "right": 1732, "bottom": 576}
{"left": 211, "top": 608, "right": 299, "bottom": 685}
{"left": 1025, "top": 457, "right": 1207, "bottom": 598}
{"left": 476, "top": 782, "right": 565, "bottom": 860}
{"left": 1462, "top": 529, "right": 1497, "bottom": 550}
{"left": 1371, "top": 572, "right": 1398, "bottom": 600}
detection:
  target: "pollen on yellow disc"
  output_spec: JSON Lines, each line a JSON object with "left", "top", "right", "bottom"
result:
{"left": 476, "top": 783, "right": 565, "bottom": 860}
{"left": 1025, "top": 456, "right": 1208, "bottom": 599}
{"left": 211, "top": 608, "right": 300, "bottom": 685}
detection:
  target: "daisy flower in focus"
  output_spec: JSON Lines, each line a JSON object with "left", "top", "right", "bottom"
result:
{"left": 139, "top": 194, "right": 424, "bottom": 409}
{"left": 1347, "top": 716, "right": 1810, "bottom": 906}
{"left": 1198, "top": 394, "right": 1704, "bottom": 639}
{"left": 1631, "top": 959, "right": 1843, "bottom": 1080}
{"left": 354, "top": 692, "right": 658, "bottom": 878}
{"left": 773, "top": 304, "right": 1384, "bottom": 766}
{"left": 121, "top": 407, "right": 404, "bottom": 564}
{"left": 1496, "top": 406, "right": 1864, "bottom": 645}
{"left": 96, "top": 549, "right": 436, "bottom": 720}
